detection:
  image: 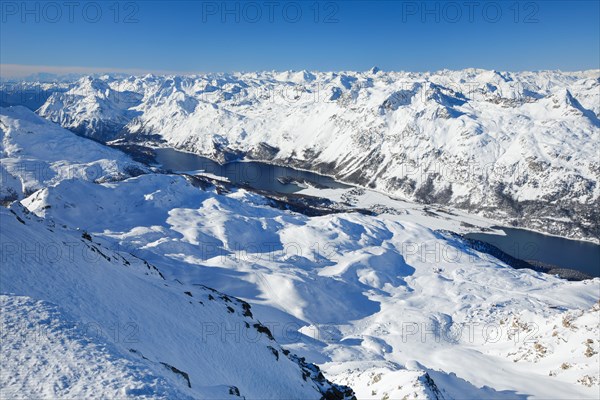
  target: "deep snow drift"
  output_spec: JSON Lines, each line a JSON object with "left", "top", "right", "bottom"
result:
{"left": 2, "top": 106, "right": 599, "bottom": 399}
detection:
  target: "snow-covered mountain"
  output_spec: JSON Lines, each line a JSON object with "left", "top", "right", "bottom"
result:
{"left": 22, "top": 170, "right": 599, "bottom": 399}
{"left": 0, "top": 204, "right": 353, "bottom": 399}
{"left": 37, "top": 76, "right": 143, "bottom": 141}
{"left": 3, "top": 107, "right": 598, "bottom": 399}
{"left": 1, "top": 107, "right": 354, "bottom": 399}
{"left": 28, "top": 69, "right": 600, "bottom": 242}
{"left": 0, "top": 106, "right": 147, "bottom": 202}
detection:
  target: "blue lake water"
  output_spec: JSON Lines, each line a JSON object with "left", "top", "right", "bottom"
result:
{"left": 154, "top": 147, "right": 599, "bottom": 278}
{"left": 466, "top": 227, "right": 600, "bottom": 277}
{"left": 154, "top": 147, "right": 350, "bottom": 194}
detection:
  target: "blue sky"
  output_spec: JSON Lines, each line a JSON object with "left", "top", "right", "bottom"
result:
{"left": 1, "top": 0, "right": 598, "bottom": 76}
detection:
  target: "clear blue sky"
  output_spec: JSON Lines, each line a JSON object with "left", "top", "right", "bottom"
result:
{"left": 1, "top": 0, "right": 598, "bottom": 75}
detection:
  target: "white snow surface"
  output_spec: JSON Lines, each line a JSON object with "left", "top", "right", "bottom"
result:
{"left": 21, "top": 172, "right": 600, "bottom": 398}
{"left": 1, "top": 104, "right": 599, "bottom": 399}
{"left": 0, "top": 204, "right": 348, "bottom": 399}
{"left": 0, "top": 106, "right": 147, "bottom": 201}
{"left": 1, "top": 295, "right": 194, "bottom": 399}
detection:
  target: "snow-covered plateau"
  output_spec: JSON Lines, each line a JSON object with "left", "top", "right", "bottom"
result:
{"left": 1, "top": 69, "right": 599, "bottom": 399}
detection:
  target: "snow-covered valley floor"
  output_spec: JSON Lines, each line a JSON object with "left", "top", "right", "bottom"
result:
{"left": 1, "top": 105, "right": 599, "bottom": 399}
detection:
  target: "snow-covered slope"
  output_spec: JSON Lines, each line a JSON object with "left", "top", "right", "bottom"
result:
{"left": 31, "top": 70, "right": 600, "bottom": 241}
{"left": 2, "top": 102, "right": 599, "bottom": 399}
{"left": 0, "top": 81, "right": 68, "bottom": 110}
{"left": 1, "top": 295, "right": 194, "bottom": 399}
{"left": 37, "top": 76, "right": 142, "bottom": 141}
{"left": 0, "top": 106, "right": 147, "bottom": 202}
{"left": 22, "top": 169, "right": 600, "bottom": 399}
{"left": 0, "top": 204, "right": 353, "bottom": 399}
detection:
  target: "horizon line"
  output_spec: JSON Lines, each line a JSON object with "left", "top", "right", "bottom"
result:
{"left": 1, "top": 63, "right": 599, "bottom": 80}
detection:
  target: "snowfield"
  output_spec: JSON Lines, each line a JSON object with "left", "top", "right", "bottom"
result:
{"left": 20, "top": 171, "right": 600, "bottom": 399}
{"left": 1, "top": 295, "right": 194, "bottom": 400}
{"left": 0, "top": 204, "right": 353, "bottom": 400}
{"left": 20, "top": 69, "right": 600, "bottom": 241}
{"left": 0, "top": 106, "right": 147, "bottom": 202}
{"left": 1, "top": 87, "right": 599, "bottom": 399}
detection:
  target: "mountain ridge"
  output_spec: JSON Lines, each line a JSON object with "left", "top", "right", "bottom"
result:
{"left": 2, "top": 105, "right": 598, "bottom": 398}
{"left": 9, "top": 69, "right": 596, "bottom": 241}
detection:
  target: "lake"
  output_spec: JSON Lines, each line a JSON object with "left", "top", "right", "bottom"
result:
{"left": 153, "top": 147, "right": 350, "bottom": 194}
{"left": 466, "top": 227, "right": 600, "bottom": 277}
{"left": 154, "top": 147, "right": 599, "bottom": 278}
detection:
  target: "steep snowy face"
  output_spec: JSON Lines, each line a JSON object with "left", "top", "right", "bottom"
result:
{"left": 0, "top": 106, "right": 147, "bottom": 202}
{"left": 37, "top": 76, "right": 143, "bottom": 141}
{"left": 0, "top": 204, "right": 354, "bottom": 400}
{"left": 31, "top": 70, "right": 600, "bottom": 241}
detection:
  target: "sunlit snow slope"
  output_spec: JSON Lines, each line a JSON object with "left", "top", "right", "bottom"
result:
{"left": 0, "top": 107, "right": 353, "bottom": 400}
{"left": 2, "top": 107, "right": 598, "bottom": 399}
{"left": 26, "top": 69, "right": 600, "bottom": 241}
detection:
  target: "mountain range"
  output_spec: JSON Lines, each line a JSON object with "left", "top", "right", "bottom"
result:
{"left": 3, "top": 69, "right": 596, "bottom": 241}
{"left": 1, "top": 104, "right": 598, "bottom": 398}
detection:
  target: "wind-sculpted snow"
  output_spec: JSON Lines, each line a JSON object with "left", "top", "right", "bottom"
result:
{"left": 2, "top": 98, "right": 599, "bottom": 398}
{"left": 22, "top": 170, "right": 600, "bottom": 399}
{"left": 1, "top": 295, "right": 194, "bottom": 399}
{"left": 0, "top": 205, "right": 354, "bottom": 399}
{"left": 27, "top": 69, "right": 600, "bottom": 241}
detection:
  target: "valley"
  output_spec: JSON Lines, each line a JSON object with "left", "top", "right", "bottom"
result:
{"left": 1, "top": 69, "right": 599, "bottom": 399}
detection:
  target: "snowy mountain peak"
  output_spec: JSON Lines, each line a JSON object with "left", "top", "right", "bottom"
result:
{"left": 2, "top": 91, "right": 599, "bottom": 398}
{"left": 9, "top": 69, "right": 600, "bottom": 243}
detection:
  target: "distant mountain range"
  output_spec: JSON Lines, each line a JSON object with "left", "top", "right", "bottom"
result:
{"left": 3, "top": 69, "right": 597, "bottom": 241}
